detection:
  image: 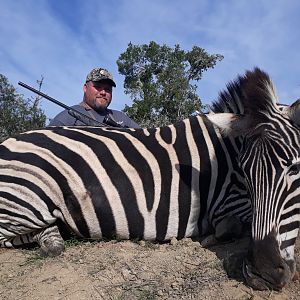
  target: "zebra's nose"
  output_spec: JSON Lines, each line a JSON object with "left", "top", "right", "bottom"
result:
{"left": 272, "top": 264, "right": 292, "bottom": 290}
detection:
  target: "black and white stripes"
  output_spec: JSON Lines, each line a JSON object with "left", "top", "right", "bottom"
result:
{"left": 216, "top": 68, "right": 300, "bottom": 290}
{"left": 0, "top": 112, "right": 248, "bottom": 249}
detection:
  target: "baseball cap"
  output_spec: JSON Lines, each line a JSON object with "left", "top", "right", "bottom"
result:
{"left": 86, "top": 67, "right": 116, "bottom": 87}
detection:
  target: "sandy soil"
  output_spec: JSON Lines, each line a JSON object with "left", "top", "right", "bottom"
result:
{"left": 0, "top": 236, "right": 299, "bottom": 300}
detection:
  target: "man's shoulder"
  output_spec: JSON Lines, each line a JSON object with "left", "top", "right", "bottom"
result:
{"left": 70, "top": 104, "right": 85, "bottom": 111}
{"left": 53, "top": 105, "right": 83, "bottom": 117}
{"left": 49, "top": 104, "right": 84, "bottom": 126}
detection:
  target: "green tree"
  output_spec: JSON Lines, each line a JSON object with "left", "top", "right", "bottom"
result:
{"left": 0, "top": 74, "right": 46, "bottom": 142}
{"left": 117, "top": 41, "right": 223, "bottom": 127}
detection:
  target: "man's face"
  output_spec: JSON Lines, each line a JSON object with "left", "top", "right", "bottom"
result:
{"left": 83, "top": 81, "right": 113, "bottom": 112}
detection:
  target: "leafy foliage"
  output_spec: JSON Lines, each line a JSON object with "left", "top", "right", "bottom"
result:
{"left": 117, "top": 41, "right": 223, "bottom": 127}
{"left": 0, "top": 74, "right": 46, "bottom": 142}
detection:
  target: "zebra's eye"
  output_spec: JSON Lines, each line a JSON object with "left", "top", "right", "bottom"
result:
{"left": 287, "top": 163, "right": 300, "bottom": 176}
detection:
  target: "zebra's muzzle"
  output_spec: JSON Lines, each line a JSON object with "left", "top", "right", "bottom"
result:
{"left": 242, "top": 229, "right": 297, "bottom": 290}
{"left": 242, "top": 259, "right": 291, "bottom": 291}
{"left": 242, "top": 251, "right": 296, "bottom": 291}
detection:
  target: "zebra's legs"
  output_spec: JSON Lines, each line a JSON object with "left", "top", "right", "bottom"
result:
{"left": 215, "top": 215, "right": 244, "bottom": 241}
{"left": 32, "top": 224, "right": 65, "bottom": 257}
{"left": 201, "top": 216, "right": 245, "bottom": 247}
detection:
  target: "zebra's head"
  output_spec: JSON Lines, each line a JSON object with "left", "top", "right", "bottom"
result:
{"left": 238, "top": 69, "right": 300, "bottom": 290}
{"left": 211, "top": 68, "right": 300, "bottom": 290}
{"left": 241, "top": 95, "right": 300, "bottom": 290}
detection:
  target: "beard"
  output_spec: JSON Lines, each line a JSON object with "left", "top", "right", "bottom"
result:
{"left": 92, "top": 97, "right": 111, "bottom": 112}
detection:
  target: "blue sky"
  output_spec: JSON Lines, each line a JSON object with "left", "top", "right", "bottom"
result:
{"left": 1, "top": 0, "right": 299, "bottom": 122}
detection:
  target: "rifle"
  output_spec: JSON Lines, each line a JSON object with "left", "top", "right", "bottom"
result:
{"left": 18, "top": 82, "right": 126, "bottom": 128}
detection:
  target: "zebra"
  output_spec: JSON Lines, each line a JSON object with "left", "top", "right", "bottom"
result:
{"left": 0, "top": 110, "right": 250, "bottom": 249}
{"left": 230, "top": 70, "right": 300, "bottom": 291}
{"left": 211, "top": 68, "right": 300, "bottom": 290}
{"left": 0, "top": 68, "right": 299, "bottom": 290}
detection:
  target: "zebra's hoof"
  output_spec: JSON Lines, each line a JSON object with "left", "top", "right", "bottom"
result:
{"left": 39, "top": 240, "right": 65, "bottom": 257}
{"left": 200, "top": 234, "right": 218, "bottom": 247}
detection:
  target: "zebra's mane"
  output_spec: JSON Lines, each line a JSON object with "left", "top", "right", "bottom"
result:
{"left": 210, "top": 68, "right": 278, "bottom": 115}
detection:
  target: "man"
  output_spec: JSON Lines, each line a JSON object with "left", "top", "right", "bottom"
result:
{"left": 48, "top": 67, "right": 140, "bottom": 128}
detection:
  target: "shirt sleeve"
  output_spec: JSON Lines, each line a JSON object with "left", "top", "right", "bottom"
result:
{"left": 125, "top": 117, "right": 140, "bottom": 128}
{"left": 111, "top": 111, "right": 140, "bottom": 128}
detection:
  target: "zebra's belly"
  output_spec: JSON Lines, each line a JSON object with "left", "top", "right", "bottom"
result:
{"left": 60, "top": 192, "right": 201, "bottom": 242}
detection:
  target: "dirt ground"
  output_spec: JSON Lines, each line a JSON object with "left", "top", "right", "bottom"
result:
{"left": 0, "top": 236, "right": 300, "bottom": 300}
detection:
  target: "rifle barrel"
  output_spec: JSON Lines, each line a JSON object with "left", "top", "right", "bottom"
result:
{"left": 18, "top": 81, "right": 72, "bottom": 111}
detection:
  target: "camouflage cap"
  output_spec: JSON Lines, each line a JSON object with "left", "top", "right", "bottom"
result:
{"left": 85, "top": 67, "right": 116, "bottom": 87}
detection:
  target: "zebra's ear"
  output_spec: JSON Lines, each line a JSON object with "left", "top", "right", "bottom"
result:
{"left": 282, "top": 99, "right": 300, "bottom": 126}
